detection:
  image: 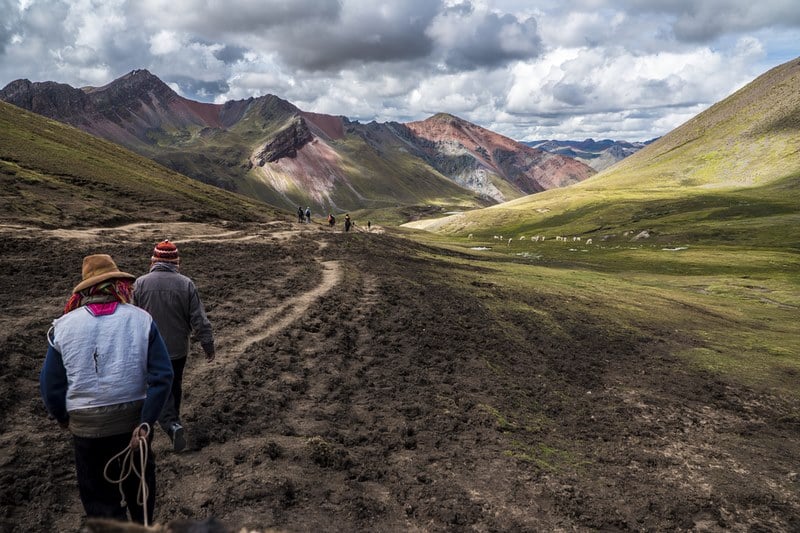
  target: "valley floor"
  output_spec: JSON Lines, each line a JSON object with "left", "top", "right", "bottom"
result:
{"left": 1, "top": 221, "right": 798, "bottom": 531}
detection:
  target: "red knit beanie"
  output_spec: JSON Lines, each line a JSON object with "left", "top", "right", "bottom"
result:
{"left": 151, "top": 240, "right": 180, "bottom": 264}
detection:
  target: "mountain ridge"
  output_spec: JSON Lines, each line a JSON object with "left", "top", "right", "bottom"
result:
{"left": 582, "top": 57, "right": 800, "bottom": 190}
{"left": 407, "top": 114, "right": 592, "bottom": 194}
{"left": 0, "top": 70, "right": 595, "bottom": 216}
{"left": 524, "top": 138, "right": 656, "bottom": 171}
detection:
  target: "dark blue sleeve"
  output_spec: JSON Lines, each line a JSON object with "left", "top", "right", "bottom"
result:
{"left": 40, "top": 345, "right": 69, "bottom": 424}
{"left": 140, "top": 321, "right": 174, "bottom": 426}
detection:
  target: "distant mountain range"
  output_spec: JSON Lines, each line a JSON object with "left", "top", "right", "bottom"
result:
{"left": 523, "top": 138, "right": 656, "bottom": 171}
{"left": 0, "top": 70, "right": 595, "bottom": 214}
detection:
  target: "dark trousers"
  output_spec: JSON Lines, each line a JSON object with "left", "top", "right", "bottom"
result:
{"left": 73, "top": 432, "right": 156, "bottom": 524}
{"left": 158, "top": 356, "right": 187, "bottom": 432}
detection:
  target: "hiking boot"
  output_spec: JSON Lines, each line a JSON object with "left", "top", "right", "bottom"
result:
{"left": 170, "top": 423, "right": 186, "bottom": 452}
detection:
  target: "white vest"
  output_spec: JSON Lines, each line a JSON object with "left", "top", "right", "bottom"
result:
{"left": 52, "top": 304, "right": 153, "bottom": 412}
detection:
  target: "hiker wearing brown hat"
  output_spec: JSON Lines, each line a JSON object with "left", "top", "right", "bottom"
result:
{"left": 40, "top": 254, "right": 173, "bottom": 524}
{"left": 133, "top": 240, "right": 216, "bottom": 452}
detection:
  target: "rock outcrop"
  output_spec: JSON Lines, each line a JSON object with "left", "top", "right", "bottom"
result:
{"left": 254, "top": 117, "right": 314, "bottom": 165}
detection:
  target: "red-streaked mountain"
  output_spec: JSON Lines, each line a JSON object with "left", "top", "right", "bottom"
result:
{"left": 0, "top": 71, "right": 248, "bottom": 146}
{"left": 0, "top": 70, "right": 595, "bottom": 213}
{"left": 407, "top": 113, "right": 595, "bottom": 199}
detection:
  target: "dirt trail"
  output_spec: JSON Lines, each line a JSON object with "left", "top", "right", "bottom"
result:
{"left": 227, "top": 260, "right": 341, "bottom": 354}
{"left": 220, "top": 234, "right": 341, "bottom": 355}
{"left": 0, "top": 221, "right": 339, "bottom": 531}
{"left": 1, "top": 220, "right": 799, "bottom": 532}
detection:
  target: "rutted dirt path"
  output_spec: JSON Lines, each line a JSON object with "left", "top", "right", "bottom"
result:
{"left": 0, "top": 220, "right": 349, "bottom": 531}
{"left": 1, "top": 220, "right": 799, "bottom": 532}
{"left": 226, "top": 258, "right": 342, "bottom": 355}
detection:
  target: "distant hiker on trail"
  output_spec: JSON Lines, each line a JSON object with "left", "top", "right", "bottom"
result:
{"left": 297, "top": 206, "right": 304, "bottom": 223}
{"left": 344, "top": 214, "right": 352, "bottom": 232}
{"left": 367, "top": 221, "right": 371, "bottom": 231}
{"left": 40, "top": 254, "right": 173, "bottom": 525}
{"left": 305, "top": 207, "right": 311, "bottom": 223}
{"left": 328, "top": 213, "right": 336, "bottom": 228}
{"left": 133, "top": 240, "right": 215, "bottom": 453}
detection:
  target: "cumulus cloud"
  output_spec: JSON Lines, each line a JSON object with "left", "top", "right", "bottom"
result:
{"left": 149, "top": 30, "right": 183, "bottom": 56}
{"left": 167, "top": 75, "right": 229, "bottom": 100}
{"left": 0, "top": 0, "right": 20, "bottom": 55}
{"left": 131, "top": 0, "right": 342, "bottom": 35}
{"left": 502, "top": 44, "right": 764, "bottom": 139}
{"left": 213, "top": 45, "right": 247, "bottom": 65}
{"left": 265, "top": 1, "right": 442, "bottom": 71}
{"left": 428, "top": 3, "right": 543, "bottom": 70}
{"left": 624, "top": 0, "right": 800, "bottom": 42}
{"left": 0, "top": 0, "right": 798, "bottom": 141}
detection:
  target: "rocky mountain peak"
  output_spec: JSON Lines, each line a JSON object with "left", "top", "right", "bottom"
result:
{"left": 87, "top": 68, "right": 177, "bottom": 109}
{"left": 98, "top": 68, "right": 164, "bottom": 88}
{"left": 0, "top": 78, "right": 91, "bottom": 120}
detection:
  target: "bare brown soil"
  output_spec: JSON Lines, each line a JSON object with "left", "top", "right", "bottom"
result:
{"left": 1, "top": 221, "right": 799, "bottom": 532}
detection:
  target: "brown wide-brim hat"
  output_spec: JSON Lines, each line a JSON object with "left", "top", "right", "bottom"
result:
{"left": 73, "top": 254, "right": 136, "bottom": 294}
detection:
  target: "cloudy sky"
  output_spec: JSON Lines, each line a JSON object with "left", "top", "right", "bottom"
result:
{"left": 1, "top": 0, "right": 798, "bottom": 141}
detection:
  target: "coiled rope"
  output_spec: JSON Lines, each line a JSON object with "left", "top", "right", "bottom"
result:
{"left": 103, "top": 423, "right": 152, "bottom": 527}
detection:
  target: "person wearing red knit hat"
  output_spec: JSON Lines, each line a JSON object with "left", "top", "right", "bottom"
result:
{"left": 133, "top": 240, "right": 215, "bottom": 452}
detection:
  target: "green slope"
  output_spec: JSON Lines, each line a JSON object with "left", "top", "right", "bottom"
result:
{"left": 402, "top": 164, "right": 800, "bottom": 391}
{"left": 0, "top": 101, "right": 277, "bottom": 228}
{"left": 582, "top": 57, "right": 800, "bottom": 190}
{"left": 407, "top": 57, "right": 800, "bottom": 248}
{"left": 326, "top": 132, "right": 489, "bottom": 206}
{"left": 408, "top": 171, "right": 799, "bottom": 251}
{"left": 399, "top": 58, "right": 800, "bottom": 393}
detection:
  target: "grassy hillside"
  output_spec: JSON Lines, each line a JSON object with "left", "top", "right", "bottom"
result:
{"left": 0, "top": 101, "right": 278, "bottom": 227}
{"left": 329, "top": 133, "right": 489, "bottom": 207}
{"left": 582, "top": 57, "right": 800, "bottom": 189}
{"left": 407, "top": 171, "right": 800, "bottom": 249}
{"left": 401, "top": 57, "right": 800, "bottom": 395}
{"left": 407, "top": 56, "right": 800, "bottom": 249}
{"left": 399, "top": 167, "right": 799, "bottom": 395}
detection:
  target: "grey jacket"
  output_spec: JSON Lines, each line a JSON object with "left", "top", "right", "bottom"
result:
{"left": 133, "top": 267, "right": 214, "bottom": 360}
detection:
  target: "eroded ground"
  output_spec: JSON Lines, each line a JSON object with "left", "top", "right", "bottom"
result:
{"left": 1, "top": 221, "right": 798, "bottom": 532}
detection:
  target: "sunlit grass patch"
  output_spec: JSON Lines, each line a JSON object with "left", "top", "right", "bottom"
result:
{"left": 479, "top": 404, "right": 553, "bottom": 435}
{"left": 504, "top": 441, "right": 588, "bottom": 471}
